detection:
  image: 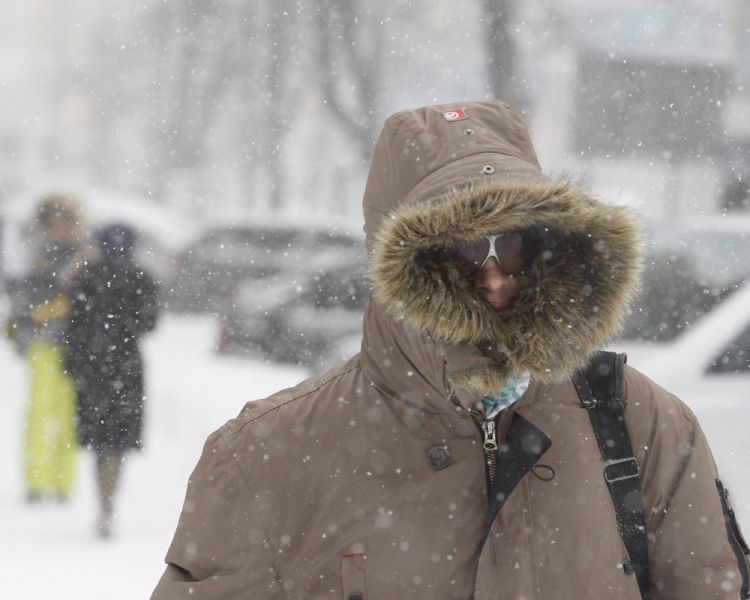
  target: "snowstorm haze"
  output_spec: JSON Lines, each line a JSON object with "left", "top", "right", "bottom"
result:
{"left": 1, "top": 0, "right": 744, "bottom": 221}
{"left": 1, "top": 1, "right": 487, "bottom": 218}
{"left": 1, "top": 1, "right": 750, "bottom": 599}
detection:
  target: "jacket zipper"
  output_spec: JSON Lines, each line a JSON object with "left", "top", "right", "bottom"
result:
{"left": 716, "top": 479, "right": 750, "bottom": 598}
{"left": 456, "top": 398, "right": 501, "bottom": 501}
{"left": 481, "top": 417, "right": 498, "bottom": 496}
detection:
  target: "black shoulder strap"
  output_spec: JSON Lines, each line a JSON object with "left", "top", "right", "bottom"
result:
{"left": 572, "top": 351, "right": 651, "bottom": 600}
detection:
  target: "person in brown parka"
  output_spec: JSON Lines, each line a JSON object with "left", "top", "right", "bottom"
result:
{"left": 152, "top": 101, "right": 750, "bottom": 599}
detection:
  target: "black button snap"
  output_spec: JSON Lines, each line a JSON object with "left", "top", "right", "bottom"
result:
{"left": 427, "top": 445, "right": 452, "bottom": 470}
{"left": 348, "top": 594, "right": 364, "bottom": 600}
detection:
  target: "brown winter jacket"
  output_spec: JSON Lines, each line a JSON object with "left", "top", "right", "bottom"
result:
{"left": 152, "top": 101, "right": 750, "bottom": 599}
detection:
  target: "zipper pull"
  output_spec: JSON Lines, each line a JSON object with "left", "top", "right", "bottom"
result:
{"left": 482, "top": 418, "right": 498, "bottom": 452}
{"left": 482, "top": 417, "right": 499, "bottom": 494}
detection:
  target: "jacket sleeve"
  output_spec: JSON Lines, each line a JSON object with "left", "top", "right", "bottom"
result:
{"left": 647, "top": 400, "right": 750, "bottom": 599}
{"left": 4, "top": 275, "right": 37, "bottom": 354}
{"left": 151, "top": 429, "right": 280, "bottom": 599}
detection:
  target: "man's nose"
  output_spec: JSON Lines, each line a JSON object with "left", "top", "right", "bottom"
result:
{"left": 473, "top": 257, "right": 514, "bottom": 291}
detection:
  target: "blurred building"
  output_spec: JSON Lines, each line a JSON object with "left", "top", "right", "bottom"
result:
{"left": 525, "top": 0, "right": 746, "bottom": 224}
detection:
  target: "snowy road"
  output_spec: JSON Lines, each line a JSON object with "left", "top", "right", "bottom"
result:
{"left": 0, "top": 315, "right": 305, "bottom": 600}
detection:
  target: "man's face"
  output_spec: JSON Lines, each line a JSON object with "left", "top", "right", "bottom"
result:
{"left": 444, "top": 232, "right": 530, "bottom": 312}
{"left": 472, "top": 253, "right": 523, "bottom": 311}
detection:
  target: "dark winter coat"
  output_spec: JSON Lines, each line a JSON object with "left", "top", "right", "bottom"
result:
{"left": 65, "top": 250, "right": 158, "bottom": 453}
{"left": 6, "top": 243, "right": 81, "bottom": 352}
{"left": 152, "top": 101, "right": 750, "bottom": 599}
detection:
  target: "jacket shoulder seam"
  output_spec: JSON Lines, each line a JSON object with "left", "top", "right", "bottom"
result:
{"left": 219, "top": 361, "right": 361, "bottom": 438}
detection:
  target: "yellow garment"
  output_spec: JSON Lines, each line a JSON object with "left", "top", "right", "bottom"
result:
{"left": 24, "top": 341, "right": 78, "bottom": 497}
{"left": 31, "top": 294, "right": 71, "bottom": 323}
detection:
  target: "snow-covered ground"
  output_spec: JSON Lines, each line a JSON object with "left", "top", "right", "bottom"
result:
{"left": 0, "top": 315, "right": 305, "bottom": 600}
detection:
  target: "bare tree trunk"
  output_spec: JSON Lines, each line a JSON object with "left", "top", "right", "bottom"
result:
{"left": 230, "top": 0, "right": 298, "bottom": 212}
{"left": 232, "top": 2, "right": 262, "bottom": 211}
{"left": 264, "top": 1, "right": 292, "bottom": 211}
{"left": 41, "top": 4, "right": 73, "bottom": 173}
{"left": 315, "top": 0, "right": 384, "bottom": 163}
{"left": 480, "top": 0, "right": 521, "bottom": 108}
{"left": 146, "top": 1, "right": 233, "bottom": 200}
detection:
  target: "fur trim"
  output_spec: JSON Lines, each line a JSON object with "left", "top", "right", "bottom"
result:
{"left": 370, "top": 178, "right": 643, "bottom": 391}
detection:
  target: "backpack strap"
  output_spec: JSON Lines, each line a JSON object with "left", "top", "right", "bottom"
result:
{"left": 572, "top": 351, "right": 651, "bottom": 600}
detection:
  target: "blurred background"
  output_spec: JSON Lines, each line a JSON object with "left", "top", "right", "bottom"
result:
{"left": 1, "top": 1, "right": 749, "bottom": 598}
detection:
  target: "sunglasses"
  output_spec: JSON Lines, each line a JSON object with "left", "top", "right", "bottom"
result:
{"left": 440, "top": 232, "right": 533, "bottom": 280}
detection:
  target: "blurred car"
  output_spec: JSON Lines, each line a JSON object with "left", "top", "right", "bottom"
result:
{"left": 621, "top": 216, "right": 750, "bottom": 342}
{"left": 216, "top": 260, "right": 370, "bottom": 370}
{"left": 653, "top": 215, "right": 750, "bottom": 288}
{"left": 611, "top": 281, "right": 750, "bottom": 523}
{"left": 167, "top": 222, "right": 363, "bottom": 313}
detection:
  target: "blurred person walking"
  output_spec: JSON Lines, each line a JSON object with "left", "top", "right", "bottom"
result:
{"left": 4, "top": 195, "right": 87, "bottom": 503}
{"left": 65, "top": 223, "right": 159, "bottom": 538}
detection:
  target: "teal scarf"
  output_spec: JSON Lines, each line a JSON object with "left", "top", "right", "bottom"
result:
{"left": 479, "top": 371, "right": 531, "bottom": 420}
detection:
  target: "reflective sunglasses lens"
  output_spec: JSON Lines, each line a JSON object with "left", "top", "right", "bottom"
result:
{"left": 449, "top": 238, "right": 491, "bottom": 278}
{"left": 495, "top": 232, "right": 530, "bottom": 276}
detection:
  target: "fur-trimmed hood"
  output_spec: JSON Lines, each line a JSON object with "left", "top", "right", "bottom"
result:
{"left": 361, "top": 101, "right": 642, "bottom": 405}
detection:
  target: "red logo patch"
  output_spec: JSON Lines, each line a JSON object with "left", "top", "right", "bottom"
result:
{"left": 441, "top": 108, "right": 467, "bottom": 122}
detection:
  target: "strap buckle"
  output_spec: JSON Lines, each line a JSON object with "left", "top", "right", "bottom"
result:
{"left": 604, "top": 457, "right": 640, "bottom": 483}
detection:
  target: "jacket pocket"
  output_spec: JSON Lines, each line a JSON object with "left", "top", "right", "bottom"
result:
{"left": 340, "top": 552, "right": 367, "bottom": 600}
{"left": 716, "top": 479, "right": 750, "bottom": 598}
